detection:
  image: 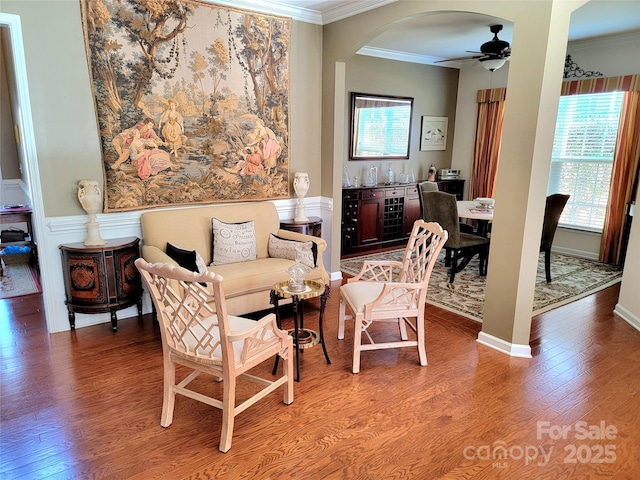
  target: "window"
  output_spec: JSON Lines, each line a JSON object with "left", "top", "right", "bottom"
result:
{"left": 547, "top": 91, "right": 624, "bottom": 231}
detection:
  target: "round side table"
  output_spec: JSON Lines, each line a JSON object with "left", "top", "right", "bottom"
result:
{"left": 270, "top": 279, "right": 330, "bottom": 381}
{"left": 279, "top": 216, "right": 322, "bottom": 238}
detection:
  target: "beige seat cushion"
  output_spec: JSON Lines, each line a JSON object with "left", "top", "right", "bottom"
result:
{"left": 210, "top": 257, "right": 323, "bottom": 298}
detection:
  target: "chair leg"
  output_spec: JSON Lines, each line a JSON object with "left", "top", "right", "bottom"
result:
{"left": 449, "top": 251, "right": 458, "bottom": 283}
{"left": 283, "top": 340, "right": 294, "bottom": 405}
{"left": 398, "top": 316, "right": 409, "bottom": 340}
{"left": 160, "top": 358, "right": 176, "bottom": 427}
{"left": 219, "top": 375, "right": 236, "bottom": 453}
{"left": 479, "top": 246, "right": 488, "bottom": 276}
{"left": 544, "top": 249, "right": 552, "bottom": 283}
{"left": 352, "top": 313, "right": 363, "bottom": 374}
{"left": 416, "top": 315, "right": 427, "bottom": 366}
{"left": 338, "top": 296, "right": 346, "bottom": 340}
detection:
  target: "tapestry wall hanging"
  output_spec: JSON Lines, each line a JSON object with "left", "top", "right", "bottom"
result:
{"left": 80, "top": 0, "right": 291, "bottom": 211}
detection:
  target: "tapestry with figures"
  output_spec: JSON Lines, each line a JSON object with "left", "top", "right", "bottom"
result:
{"left": 80, "top": 0, "right": 291, "bottom": 211}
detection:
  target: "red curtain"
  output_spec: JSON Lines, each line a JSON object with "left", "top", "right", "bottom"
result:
{"left": 469, "top": 88, "right": 506, "bottom": 200}
{"left": 599, "top": 91, "right": 640, "bottom": 265}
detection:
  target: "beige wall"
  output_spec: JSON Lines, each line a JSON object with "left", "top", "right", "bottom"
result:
{"left": 344, "top": 55, "right": 459, "bottom": 183}
{"left": 321, "top": 0, "right": 592, "bottom": 350}
{"left": 0, "top": 33, "right": 20, "bottom": 180}
{"left": 0, "top": 1, "right": 323, "bottom": 216}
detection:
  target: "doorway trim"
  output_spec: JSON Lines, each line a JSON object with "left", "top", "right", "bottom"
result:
{"left": 1, "top": 13, "right": 53, "bottom": 331}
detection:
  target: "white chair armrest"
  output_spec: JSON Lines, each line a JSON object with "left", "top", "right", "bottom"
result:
{"left": 349, "top": 260, "right": 403, "bottom": 283}
{"left": 363, "top": 282, "right": 426, "bottom": 317}
{"left": 227, "top": 313, "right": 289, "bottom": 343}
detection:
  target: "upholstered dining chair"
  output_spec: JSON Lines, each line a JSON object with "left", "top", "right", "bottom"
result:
{"left": 421, "top": 191, "right": 489, "bottom": 283}
{"left": 135, "top": 258, "right": 293, "bottom": 453}
{"left": 338, "top": 220, "right": 448, "bottom": 373}
{"left": 417, "top": 181, "right": 439, "bottom": 221}
{"left": 540, "top": 193, "right": 570, "bottom": 283}
{"left": 418, "top": 181, "right": 475, "bottom": 235}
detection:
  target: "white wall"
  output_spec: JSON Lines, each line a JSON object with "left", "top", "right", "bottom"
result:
{"left": 450, "top": 32, "right": 640, "bottom": 258}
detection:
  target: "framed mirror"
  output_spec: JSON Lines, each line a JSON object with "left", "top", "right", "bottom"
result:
{"left": 349, "top": 92, "right": 414, "bottom": 160}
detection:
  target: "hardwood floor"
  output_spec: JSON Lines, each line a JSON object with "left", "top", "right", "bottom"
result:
{"left": 1, "top": 282, "right": 639, "bottom": 479}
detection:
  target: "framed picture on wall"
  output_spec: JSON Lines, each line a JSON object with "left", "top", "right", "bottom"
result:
{"left": 420, "top": 116, "right": 448, "bottom": 151}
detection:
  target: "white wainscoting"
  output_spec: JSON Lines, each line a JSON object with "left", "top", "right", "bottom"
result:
{"left": 39, "top": 196, "right": 334, "bottom": 333}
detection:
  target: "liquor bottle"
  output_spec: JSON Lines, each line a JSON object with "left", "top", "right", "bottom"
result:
{"left": 387, "top": 163, "right": 394, "bottom": 184}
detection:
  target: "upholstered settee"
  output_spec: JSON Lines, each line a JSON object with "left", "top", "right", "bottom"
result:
{"left": 140, "top": 201, "right": 329, "bottom": 316}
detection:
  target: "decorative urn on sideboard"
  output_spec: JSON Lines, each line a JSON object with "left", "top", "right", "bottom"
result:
{"left": 293, "top": 172, "right": 309, "bottom": 222}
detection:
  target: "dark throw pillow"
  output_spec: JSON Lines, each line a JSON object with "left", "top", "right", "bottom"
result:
{"left": 166, "top": 243, "right": 207, "bottom": 274}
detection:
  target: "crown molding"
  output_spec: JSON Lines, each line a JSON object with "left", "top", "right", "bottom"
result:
{"left": 569, "top": 30, "right": 640, "bottom": 51}
{"left": 205, "top": 0, "right": 395, "bottom": 25}
{"left": 357, "top": 46, "right": 462, "bottom": 68}
{"left": 206, "top": 0, "right": 322, "bottom": 23}
{"left": 320, "top": 0, "right": 397, "bottom": 24}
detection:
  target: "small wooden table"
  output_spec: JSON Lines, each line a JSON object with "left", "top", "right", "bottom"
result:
{"left": 279, "top": 216, "right": 322, "bottom": 238}
{"left": 0, "top": 205, "right": 33, "bottom": 238}
{"left": 0, "top": 205, "right": 36, "bottom": 275}
{"left": 59, "top": 237, "right": 142, "bottom": 332}
{"left": 270, "top": 280, "right": 330, "bottom": 381}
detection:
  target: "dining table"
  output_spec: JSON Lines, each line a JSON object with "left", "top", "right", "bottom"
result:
{"left": 457, "top": 200, "right": 494, "bottom": 237}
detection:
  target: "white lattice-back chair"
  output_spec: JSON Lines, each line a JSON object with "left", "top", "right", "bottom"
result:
{"left": 135, "top": 259, "right": 293, "bottom": 453}
{"left": 338, "top": 220, "right": 448, "bottom": 373}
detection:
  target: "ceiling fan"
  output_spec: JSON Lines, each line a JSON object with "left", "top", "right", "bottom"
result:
{"left": 436, "top": 24, "right": 511, "bottom": 71}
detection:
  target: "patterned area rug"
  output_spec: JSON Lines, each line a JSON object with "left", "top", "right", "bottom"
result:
{"left": 340, "top": 250, "right": 623, "bottom": 322}
{"left": 0, "top": 263, "right": 41, "bottom": 299}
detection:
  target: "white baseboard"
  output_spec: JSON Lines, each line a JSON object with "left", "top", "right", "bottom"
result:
{"left": 614, "top": 303, "right": 640, "bottom": 332}
{"left": 330, "top": 271, "right": 343, "bottom": 282}
{"left": 552, "top": 245, "right": 599, "bottom": 261}
{"left": 476, "top": 331, "right": 533, "bottom": 358}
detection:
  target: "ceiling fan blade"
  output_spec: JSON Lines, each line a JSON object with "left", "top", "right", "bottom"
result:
{"left": 436, "top": 26, "right": 512, "bottom": 67}
{"left": 434, "top": 55, "right": 483, "bottom": 63}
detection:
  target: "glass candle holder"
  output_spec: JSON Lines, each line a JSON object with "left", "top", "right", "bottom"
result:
{"left": 286, "top": 260, "right": 309, "bottom": 293}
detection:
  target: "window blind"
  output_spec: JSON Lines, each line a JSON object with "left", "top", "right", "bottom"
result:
{"left": 547, "top": 91, "right": 624, "bottom": 230}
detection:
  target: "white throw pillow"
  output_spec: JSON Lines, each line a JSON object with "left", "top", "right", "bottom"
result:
{"left": 268, "top": 234, "right": 316, "bottom": 268}
{"left": 210, "top": 218, "right": 257, "bottom": 266}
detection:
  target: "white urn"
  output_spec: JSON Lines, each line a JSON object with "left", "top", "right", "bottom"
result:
{"left": 78, "top": 179, "right": 106, "bottom": 246}
{"left": 293, "top": 172, "right": 309, "bottom": 222}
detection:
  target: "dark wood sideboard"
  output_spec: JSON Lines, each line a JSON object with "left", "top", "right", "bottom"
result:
{"left": 341, "top": 180, "right": 464, "bottom": 256}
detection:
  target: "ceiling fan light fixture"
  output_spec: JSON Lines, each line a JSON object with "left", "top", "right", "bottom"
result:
{"left": 480, "top": 58, "right": 506, "bottom": 71}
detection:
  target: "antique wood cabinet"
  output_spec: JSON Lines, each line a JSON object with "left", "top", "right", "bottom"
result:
{"left": 59, "top": 237, "right": 142, "bottom": 332}
{"left": 341, "top": 180, "right": 465, "bottom": 256}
